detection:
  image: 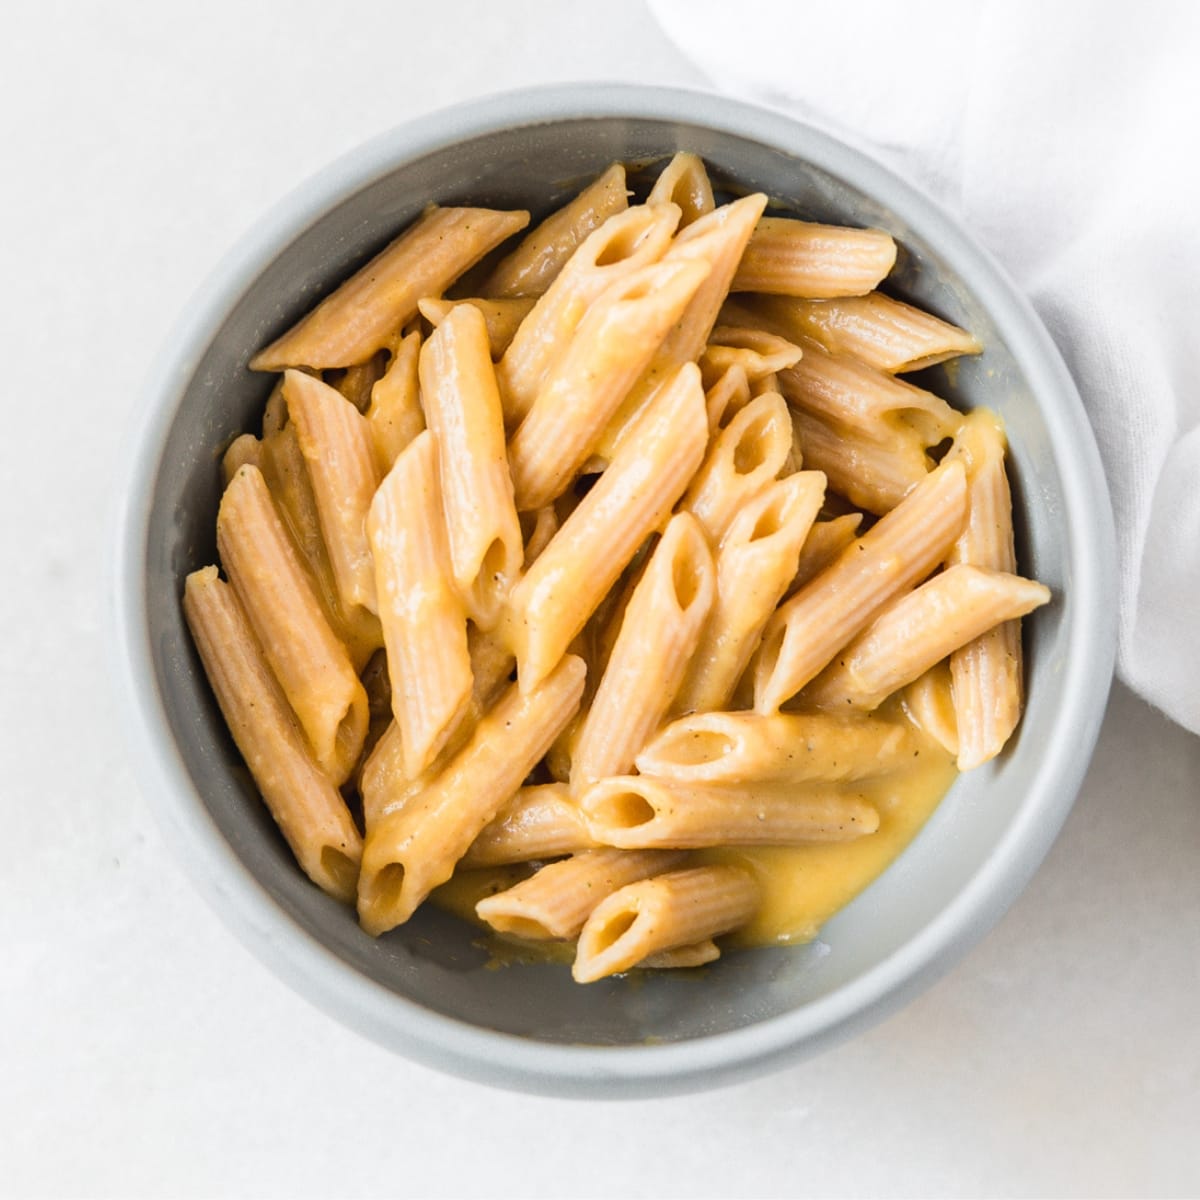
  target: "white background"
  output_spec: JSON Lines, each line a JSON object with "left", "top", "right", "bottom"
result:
{"left": 3, "top": 2, "right": 1198, "bottom": 1196}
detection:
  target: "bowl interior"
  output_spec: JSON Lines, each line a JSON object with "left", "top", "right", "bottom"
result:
{"left": 142, "top": 111, "right": 1082, "bottom": 1052}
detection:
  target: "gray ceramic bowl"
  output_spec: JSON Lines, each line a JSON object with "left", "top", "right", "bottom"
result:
{"left": 112, "top": 84, "right": 1116, "bottom": 1097}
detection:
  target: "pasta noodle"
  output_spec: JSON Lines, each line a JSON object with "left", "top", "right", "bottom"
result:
{"left": 572, "top": 512, "right": 715, "bottom": 789}
{"left": 366, "top": 431, "right": 472, "bottom": 777}
{"left": 495, "top": 202, "right": 681, "bottom": 427}
{"left": 183, "top": 567, "right": 363, "bottom": 902}
{"left": 475, "top": 849, "right": 685, "bottom": 940}
{"left": 945, "top": 410, "right": 1026, "bottom": 769}
{"left": 417, "top": 296, "right": 536, "bottom": 359}
{"left": 680, "top": 390, "right": 795, "bottom": 543}
{"left": 357, "top": 655, "right": 585, "bottom": 935}
{"left": 284, "top": 369, "right": 380, "bottom": 614}
{"left": 216, "top": 465, "right": 368, "bottom": 785}
{"left": 754, "top": 459, "right": 969, "bottom": 712}
{"left": 506, "top": 257, "right": 710, "bottom": 511}
{"left": 731, "top": 217, "right": 896, "bottom": 298}
{"left": 366, "top": 329, "right": 424, "bottom": 471}
{"left": 482, "top": 163, "right": 629, "bottom": 299}
{"left": 646, "top": 151, "right": 715, "bottom": 226}
{"left": 418, "top": 304, "right": 524, "bottom": 629}
{"left": 503, "top": 362, "right": 708, "bottom": 692}
{"left": 744, "top": 292, "right": 982, "bottom": 374}
{"left": 803, "top": 565, "right": 1050, "bottom": 712}
{"left": 675, "top": 470, "right": 825, "bottom": 715}
{"left": 580, "top": 775, "right": 880, "bottom": 849}
{"left": 637, "top": 710, "right": 925, "bottom": 785}
{"left": 461, "top": 783, "right": 596, "bottom": 867}
{"left": 250, "top": 206, "right": 530, "bottom": 370}
{"left": 573, "top": 865, "right": 761, "bottom": 983}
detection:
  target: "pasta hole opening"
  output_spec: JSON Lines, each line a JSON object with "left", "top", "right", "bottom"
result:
{"left": 590, "top": 908, "right": 639, "bottom": 955}
{"left": 320, "top": 848, "right": 359, "bottom": 900}
{"left": 332, "top": 695, "right": 370, "bottom": 784}
{"left": 615, "top": 278, "right": 657, "bottom": 304}
{"left": 483, "top": 912, "right": 555, "bottom": 940}
{"left": 662, "top": 729, "right": 734, "bottom": 766}
{"left": 479, "top": 536, "right": 509, "bottom": 584}
{"left": 749, "top": 501, "right": 786, "bottom": 543}
{"left": 594, "top": 790, "right": 656, "bottom": 830}
{"left": 671, "top": 550, "right": 705, "bottom": 611}
{"left": 371, "top": 863, "right": 407, "bottom": 914}
{"left": 658, "top": 176, "right": 690, "bottom": 211}
{"left": 732, "top": 424, "right": 771, "bottom": 475}
{"left": 756, "top": 625, "right": 785, "bottom": 692}
{"left": 595, "top": 217, "right": 656, "bottom": 267}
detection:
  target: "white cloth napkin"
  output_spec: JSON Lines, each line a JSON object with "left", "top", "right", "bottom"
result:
{"left": 650, "top": 0, "right": 1200, "bottom": 736}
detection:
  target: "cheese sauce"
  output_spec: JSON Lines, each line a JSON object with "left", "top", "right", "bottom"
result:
{"left": 432, "top": 705, "right": 958, "bottom": 959}
{"left": 704, "top": 728, "right": 957, "bottom": 945}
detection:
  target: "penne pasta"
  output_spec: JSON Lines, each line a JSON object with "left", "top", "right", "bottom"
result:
{"left": 366, "top": 329, "right": 424, "bottom": 471}
{"left": 419, "top": 304, "right": 524, "bottom": 628}
{"left": 640, "top": 940, "right": 721, "bottom": 969}
{"left": 595, "top": 193, "right": 768, "bottom": 464}
{"left": 221, "top": 432, "right": 262, "bottom": 484}
{"left": 646, "top": 152, "right": 715, "bottom": 226}
{"left": 356, "top": 654, "right": 586, "bottom": 935}
{"left": 679, "top": 390, "right": 794, "bottom": 544}
{"left": 250, "top": 206, "right": 531, "bottom": 370}
{"left": 495, "top": 202, "right": 681, "bottom": 427}
{"left": 704, "top": 363, "right": 752, "bottom": 432}
{"left": 655, "top": 194, "right": 770, "bottom": 367}
{"left": 261, "top": 376, "right": 289, "bottom": 437}
{"left": 468, "top": 621, "right": 517, "bottom": 711}
{"left": 521, "top": 505, "right": 559, "bottom": 567}
{"left": 747, "top": 292, "right": 982, "bottom": 374}
{"left": 572, "top": 865, "right": 760, "bottom": 982}
{"left": 945, "top": 410, "right": 1025, "bottom": 769}
{"left": 417, "top": 296, "right": 536, "bottom": 359}
{"left": 183, "top": 567, "right": 363, "bottom": 901}
{"left": 326, "top": 351, "right": 388, "bottom": 413}
{"left": 788, "top": 404, "right": 929, "bottom": 515}
{"left": 366, "top": 431, "right": 472, "bottom": 777}
{"left": 675, "top": 471, "right": 826, "bottom": 714}
{"left": 358, "top": 720, "right": 436, "bottom": 835}
{"left": 789, "top": 513, "right": 864, "bottom": 594}
{"left": 803, "top": 564, "right": 1051, "bottom": 712}
{"left": 581, "top": 776, "right": 881, "bottom": 849}
{"left": 360, "top": 648, "right": 392, "bottom": 716}
{"left": 482, "top": 163, "right": 629, "bottom": 299}
{"left": 700, "top": 325, "right": 803, "bottom": 386}
{"left": 572, "top": 513, "right": 715, "bottom": 789}
{"left": 503, "top": 363, "right": 708, "bottom": 693}
{"left": 901, "top": 661, "right": 960, "bottom": 758}
{"left": 507, "top": 257, "right": 710, "bottom": 511}
{"left": 257, "top": 424, "right": 382, "bottom": 670}
{"left": 750, "top": 371, "right": 781, "bottom": 399}
{"left": 779, "top": 336, "right": 961, "bottom": 448}
{"left": 461, "top": 783, "right": 597, "bottom": 867}
{"left": 216, "top": 465, "right": 369, "bottom": 784}
{"left": 732, "top": 217, "right": 896, "bottom": 298}
{"left": 475, "top": 849, "right": 685, "bottom": 939}
{"left": 636, "top": 710, "right": 924, "bottom": 785}
{"left": 754, "top": 459, "right": 969, "bottom": 712}
{"left": 284, "top": 369, "right": 381, "bottom": 614}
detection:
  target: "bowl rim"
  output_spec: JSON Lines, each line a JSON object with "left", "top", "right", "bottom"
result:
{"left": 110, "top": 81, "right": 1117, "bottom": 1098}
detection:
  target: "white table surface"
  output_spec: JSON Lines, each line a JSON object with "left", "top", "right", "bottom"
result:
{"left": 4, "top": 3, "right": 1198, "bottom": 1196}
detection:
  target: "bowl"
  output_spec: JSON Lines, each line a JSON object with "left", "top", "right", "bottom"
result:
{"left": 111, "top": 83, "right": 1117, "bottom": 1097}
